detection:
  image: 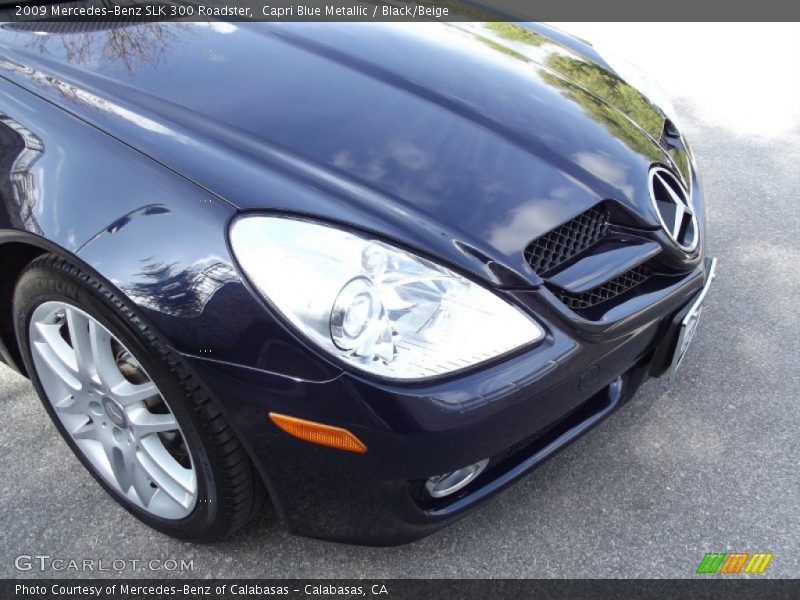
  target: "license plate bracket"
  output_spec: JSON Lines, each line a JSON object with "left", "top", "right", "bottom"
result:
{"left": 649, "top": 257, "right": 717, "bottom": 380}
{"left": 668, "top": 257, "right": 717, "bottom": 380}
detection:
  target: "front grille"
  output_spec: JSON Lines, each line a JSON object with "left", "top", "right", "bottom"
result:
{"left": 551, "top": 263, "right": 652, "bottom": 311}
{"left": 524, "top": 206, "right": 608, "bottom": 275}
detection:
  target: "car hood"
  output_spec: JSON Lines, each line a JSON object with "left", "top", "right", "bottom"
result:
{"left": 0, "top": 21, "right": 678, "bottom": 286}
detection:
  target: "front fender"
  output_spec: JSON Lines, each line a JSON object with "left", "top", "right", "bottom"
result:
{"left": 0, "top": 77, "right": 339, "bottom": 382}
{"left": 0, "top": 78, "right": 346, "bottom": 522}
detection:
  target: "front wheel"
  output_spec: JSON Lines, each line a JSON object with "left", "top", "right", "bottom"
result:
{"left": 14, "top": 254, "right": 264, "bottom": 541}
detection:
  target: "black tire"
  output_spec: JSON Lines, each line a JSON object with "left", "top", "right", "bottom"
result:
{"left": 13, "top": 253, "right": 264, "bottom": 542}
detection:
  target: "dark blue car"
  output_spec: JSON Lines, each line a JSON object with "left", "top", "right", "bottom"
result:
{"left": 0, "top": 21, "right": 715, "bottom": 544}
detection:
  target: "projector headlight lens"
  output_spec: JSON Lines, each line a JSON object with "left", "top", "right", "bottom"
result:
{"left": 230, "top": 216, "right": 545, "bottom": 380}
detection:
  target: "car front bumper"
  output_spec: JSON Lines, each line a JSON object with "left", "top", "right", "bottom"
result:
{"left": 182, "top": 258, "right": 712, "bottom": 545}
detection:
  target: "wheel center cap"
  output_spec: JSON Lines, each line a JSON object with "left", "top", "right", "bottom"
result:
{"left": 102, "top": 397, "right": 127, "bottom": 428}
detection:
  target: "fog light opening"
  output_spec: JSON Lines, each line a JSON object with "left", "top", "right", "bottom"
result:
{"left": 425, "top": 459, "right": 489, "bottom": 498}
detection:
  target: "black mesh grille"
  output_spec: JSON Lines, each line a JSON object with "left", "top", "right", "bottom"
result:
{"left": 524, "top": 206, "right": 608, "bottom": 275}
{"left": 551, "top": 264, "right": 652, "bottom": 311}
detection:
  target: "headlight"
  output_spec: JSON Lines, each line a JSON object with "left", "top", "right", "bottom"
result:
{"left": 230, "top": 216, "right": 545, "bottom": 380}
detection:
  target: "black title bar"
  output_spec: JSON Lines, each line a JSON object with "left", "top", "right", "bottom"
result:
{"left": 5, "top": 579, "right": 800, "bottom": 600}
{"left": 3, "top": 0, "right": 800, "bottom": 22}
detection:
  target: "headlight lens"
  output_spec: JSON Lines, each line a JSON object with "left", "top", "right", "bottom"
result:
{"left": 230, "top": 216, "right": 545, "bottom": 380}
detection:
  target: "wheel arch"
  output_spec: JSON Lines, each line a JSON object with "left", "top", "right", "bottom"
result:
{"left": 0, "top": 231, "right": 278, "bottom": 525}
{"left": 0, "top": 233, "right": 54, "bottom": 374}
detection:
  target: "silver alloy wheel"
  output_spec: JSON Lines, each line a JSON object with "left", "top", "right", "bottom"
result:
{"left": 29, "top": 301, "right": 197, "bottom": 519}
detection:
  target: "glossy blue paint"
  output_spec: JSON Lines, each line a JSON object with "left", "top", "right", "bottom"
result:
{"left": 0, "top": 22, "right": 710, "bottom": 544}
{"left": 0, "top": 22, "right": 703, "bottom": 283}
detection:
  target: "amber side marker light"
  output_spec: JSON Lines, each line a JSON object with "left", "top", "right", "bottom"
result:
{"left": 268, "top": 413, "right": 367, "bottom": 453}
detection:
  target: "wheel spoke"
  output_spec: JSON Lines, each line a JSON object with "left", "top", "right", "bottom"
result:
{"left": 112, "top": 380, "right": 159, "bottom": 406}
{"left": 54, "top": 393, "right": 90, "bottom": 416}
{"left": 65, "top": 307, "right": 93, "bottom": 382}
{"left": 104, "top": 440, "right": 132, "bottom": 492}
{"left": 71, "top": 418, "right": 98, "bottom": 440}
{"left": 137, "top": 436, "right": 195, "bottom": 507}
{"left": 89, "top": 320, "right": 124, "bottom": 389}
{"left": 131, "top": 461, "right": 157, "bottom": 507}
{"left": 127, "top": 407, "right": 178, "bottom": 437}
{"left": 31, "top": 339, "right": 81, "bottom": 391}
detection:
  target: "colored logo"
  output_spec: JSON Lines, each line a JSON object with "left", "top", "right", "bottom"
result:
{"left": 696, "top": 552, "right": 773, "bottom": 574}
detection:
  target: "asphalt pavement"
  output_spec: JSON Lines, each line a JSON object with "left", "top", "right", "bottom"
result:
{"left": 1, "top": 23, "right": 798, "bottom": 578}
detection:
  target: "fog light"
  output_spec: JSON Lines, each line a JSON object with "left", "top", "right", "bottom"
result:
{"left": 425, "top": 459, "right": 489, "bottom": 498}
